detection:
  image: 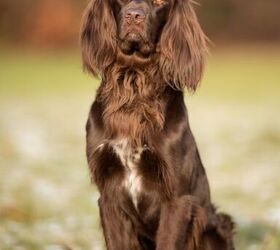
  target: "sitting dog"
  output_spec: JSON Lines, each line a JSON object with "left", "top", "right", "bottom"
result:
{"left": 81, "top": 0, "right": 235, "bottom": 249}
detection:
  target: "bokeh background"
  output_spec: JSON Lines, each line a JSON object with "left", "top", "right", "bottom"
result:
{"left": 0, "top": 0, "right": 280, "bottom": 249}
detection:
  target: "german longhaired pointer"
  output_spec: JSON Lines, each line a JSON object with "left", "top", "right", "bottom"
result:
{"left": 81, "top": 0, "right": 235, "bottom": 249}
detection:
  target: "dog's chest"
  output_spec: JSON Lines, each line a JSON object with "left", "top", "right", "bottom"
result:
{"left": 113, "top": 139, "right": 144, "bottom": 208}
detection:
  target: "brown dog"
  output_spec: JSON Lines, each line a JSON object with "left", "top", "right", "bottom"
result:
{"left": 81, "top": 0, "right": 235, "bottom": 249}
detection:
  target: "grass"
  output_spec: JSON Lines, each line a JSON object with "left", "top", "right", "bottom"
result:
{"left": 198, "top": 45, "right": 280, "bottom": 102}
{"left": 0, "top": 45, "right": 280, "bottom": 250}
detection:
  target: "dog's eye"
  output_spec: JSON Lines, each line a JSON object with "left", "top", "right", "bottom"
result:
{"left": 153, "top": 0, "right": 168, "bottom": 6}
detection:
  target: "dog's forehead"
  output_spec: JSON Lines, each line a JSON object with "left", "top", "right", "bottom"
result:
{"left": 153, "top": 0, "right": 169, "bottom": 5}
{"left": 112, "top": 0, "right": 170, "bottom": 6}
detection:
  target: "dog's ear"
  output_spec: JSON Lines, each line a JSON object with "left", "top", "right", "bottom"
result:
{"left": 159, "top": 0, "right": 208, "bottom": 91}
{"left": 80, "top": 0, "right": 116, "bottom": 77}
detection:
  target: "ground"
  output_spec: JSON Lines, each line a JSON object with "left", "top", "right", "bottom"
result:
{"left": 0, "top": 45, "right": 280, "bottom": 250}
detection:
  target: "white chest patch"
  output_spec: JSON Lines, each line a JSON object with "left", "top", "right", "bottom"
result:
{"left": 112, "top": 139, "right": 144, "bottom": 209}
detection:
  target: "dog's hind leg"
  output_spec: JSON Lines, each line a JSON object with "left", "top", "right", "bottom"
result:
{"left": 199, "top": 213, "right": 235, "bottom": 250}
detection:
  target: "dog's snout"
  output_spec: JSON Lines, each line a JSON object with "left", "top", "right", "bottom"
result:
{"left": 125, "top": 8, "right": 146, "bottom": 24}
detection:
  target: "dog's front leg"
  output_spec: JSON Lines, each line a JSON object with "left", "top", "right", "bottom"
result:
{"left": 89, "top": 142, "right": 142, "bottom": 250}
{"left": 156, "top": 195, "right": 207, "bottom": 250}
{"left": 99, "top": 194, "right": 142, "bottom": 250}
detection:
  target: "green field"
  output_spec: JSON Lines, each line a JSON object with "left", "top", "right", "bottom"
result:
{"left": 0, "top": 46, "right": 280, "bottom": 250}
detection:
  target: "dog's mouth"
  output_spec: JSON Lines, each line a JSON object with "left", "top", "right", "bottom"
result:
{"left": 119, "top": 32, "right": 154, "bottom": 57}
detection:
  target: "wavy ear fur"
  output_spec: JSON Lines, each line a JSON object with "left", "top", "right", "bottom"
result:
{"left": 80, "top": 0, "right": 116, "bottom": 77}
{"left": 159, "top": 0, "right": 208, "bottom": 91}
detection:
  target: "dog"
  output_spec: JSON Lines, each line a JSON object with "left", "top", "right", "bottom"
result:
{"left": 81, "top": 0, "right": 235, "bottom": 249}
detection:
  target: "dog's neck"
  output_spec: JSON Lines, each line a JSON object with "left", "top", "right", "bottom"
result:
{"left": 97, "top": 63, "right": 166, "bottom": 146}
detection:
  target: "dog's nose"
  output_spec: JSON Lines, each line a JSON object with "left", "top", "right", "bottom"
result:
{"left": 125, "top": 8, "right": 146, "bottom": 24}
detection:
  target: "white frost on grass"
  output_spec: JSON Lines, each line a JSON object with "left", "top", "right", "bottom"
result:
{"left": 2, "top": 108, "right": 50, "bottom": 161}
{"left": 33, "top": 179, "right": 71, "bottom": 207}
{"left": 267, "top": 203, "right": 280, "bottom": 228}
{"left": 45, "top": 245, "right": 65, "bottom": 250}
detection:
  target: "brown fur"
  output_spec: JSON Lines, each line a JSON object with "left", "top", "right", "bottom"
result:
{"left": 98, "top": 60, "right": 165, "bottom": 146}
{"left": 81, "top": 0, "right": 235, "bottom": 249}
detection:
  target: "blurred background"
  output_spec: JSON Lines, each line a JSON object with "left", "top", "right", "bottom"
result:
{"left": 0, "top": 0, "right": 279, "bottom": 249}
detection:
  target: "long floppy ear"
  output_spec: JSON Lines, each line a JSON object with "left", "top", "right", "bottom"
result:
{"left": 159, "top": 0, "right": 208, "bottom": 91}
{"left": 80, "top": 0, "right": 116, "bottom": 77}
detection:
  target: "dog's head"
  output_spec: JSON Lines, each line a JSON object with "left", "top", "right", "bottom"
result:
{"left": 81, "top": 0, "right": 207, "bottom": 91}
